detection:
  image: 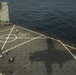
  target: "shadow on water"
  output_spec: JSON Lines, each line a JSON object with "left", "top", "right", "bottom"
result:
{"left": 29, "top": 38, "right": 74, "bottom": 74}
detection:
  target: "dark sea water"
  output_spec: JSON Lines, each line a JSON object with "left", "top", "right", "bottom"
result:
{"left": 1, "top": 0, "right": 76, "bottom": 43}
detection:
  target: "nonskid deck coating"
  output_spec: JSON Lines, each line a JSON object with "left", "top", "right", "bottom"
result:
{"left": 0, "top": 25, "right": 76, "bottom": 75}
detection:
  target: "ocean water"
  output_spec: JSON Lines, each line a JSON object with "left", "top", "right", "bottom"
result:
{"left": 0, "top": 0, "right": 76, "bottom": 43}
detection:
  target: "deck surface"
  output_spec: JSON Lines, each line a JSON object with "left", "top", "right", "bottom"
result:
{"left": 0, "top": 25, "right": 76, "bottom": 75}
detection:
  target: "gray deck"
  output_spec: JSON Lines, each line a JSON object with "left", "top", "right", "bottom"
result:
{"left": 0, "top": 25, "right": 76, "bottom": 75}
